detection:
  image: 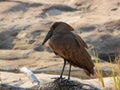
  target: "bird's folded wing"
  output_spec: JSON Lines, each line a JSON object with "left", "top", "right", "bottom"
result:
{"left": 58, "top": 32, "right": 94, "bottom": 75}
{"left": 71, "top": 32, "right": 88, "bottom": 48}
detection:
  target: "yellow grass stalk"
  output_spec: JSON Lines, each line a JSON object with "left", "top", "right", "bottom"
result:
{"left": 93, "top": 50, "right": 106, "bottom": 89}
{"left": 109, "top": 53, "right": 120, "bottom": 90}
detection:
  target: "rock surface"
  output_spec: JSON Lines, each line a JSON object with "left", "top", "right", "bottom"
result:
{"left": 0, "top": 72, "right": 114, "bottom": 89}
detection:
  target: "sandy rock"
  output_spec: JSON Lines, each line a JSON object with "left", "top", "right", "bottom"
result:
{"left": 0, "top": 50, "right": 32, "bottom": 60}
{"left": 0, "top": 72, "right": 114, "bottom": 89}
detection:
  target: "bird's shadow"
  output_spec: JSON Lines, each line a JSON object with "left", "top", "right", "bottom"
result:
{"left": 34, "top": 78, "right": 100, "bottom": 90}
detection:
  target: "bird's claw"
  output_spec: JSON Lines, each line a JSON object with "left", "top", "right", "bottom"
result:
{"left": 63, "top": 79, "right": 77, "bottom": 86}
{"left": 52, "top": 77, "right": 65, "bottom": 82}
{"left": 54, "top": 78, "right": 71, "bottom": 85}
{"left": 64, "top": 79, "right": 70, "bottom": 85}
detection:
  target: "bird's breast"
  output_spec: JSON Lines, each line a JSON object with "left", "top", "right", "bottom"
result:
{"left": 49, "top": 34, "right": 70, "bottom": 57}
{"left": 49, "top": 34, "right": 64, "bottom": 48}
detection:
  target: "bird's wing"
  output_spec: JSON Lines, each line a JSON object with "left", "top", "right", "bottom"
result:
{"left": 72, "top": 33, "right": 94, "bottom": 75}
{"left": 71, "top": 32, "right": 88, "bottom": 48}
{"left": 61, "top": 32, "right": 94, "bottom": 75}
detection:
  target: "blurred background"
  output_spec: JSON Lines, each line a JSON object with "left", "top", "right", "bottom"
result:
{"left": 0, "top": 0, "right": 120, "bottom": 88}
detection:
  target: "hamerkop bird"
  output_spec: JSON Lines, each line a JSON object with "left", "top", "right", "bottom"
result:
{"left": 42, "top": 22, "right": 94, "bottom": 80}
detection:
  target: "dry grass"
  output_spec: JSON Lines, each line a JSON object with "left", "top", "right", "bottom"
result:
{"left": 93, "top": 50, "right": 106, "bottom": 89}
{"left": 94, "top": 50, "right": 120, "bottom": 90}
{"left": 112, "top": 54, "right": 120, "bottom": 90}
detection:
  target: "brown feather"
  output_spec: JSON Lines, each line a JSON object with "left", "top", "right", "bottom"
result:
{"left": 47, "top": 22, "right": 94, "bottom": 76}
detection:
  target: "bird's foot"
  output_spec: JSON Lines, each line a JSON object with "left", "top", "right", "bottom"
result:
{"left": 63, "top": 79, "right": 77, "bottom": 86}
{"left": 52, "top": 77, "right": 65, "bottom": 82}
{"left": 54, "top": 78, "right": 72, "bottom": 85}
{"left": 64, "top": 79, "right": 70, "bottom": 85}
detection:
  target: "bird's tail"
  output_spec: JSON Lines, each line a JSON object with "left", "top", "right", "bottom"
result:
{"left": 84, "top": 68, "right": 94, "bottom": 76}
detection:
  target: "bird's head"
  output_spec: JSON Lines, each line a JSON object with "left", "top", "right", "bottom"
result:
{"left": 42, "top": 22, "right": 74, "bottom": 45}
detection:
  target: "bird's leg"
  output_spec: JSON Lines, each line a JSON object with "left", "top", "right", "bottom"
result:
{"left": 55, "top": 59, "right": 66, "bottom": 82}
{"left": 64, "top": 62, "right": 72, "bottom": 85}
{"left": 68, "top": 61, "right": 71, "bottom": 80}
{"left": 60, "top": 59, "right": 66, "bottom": 79}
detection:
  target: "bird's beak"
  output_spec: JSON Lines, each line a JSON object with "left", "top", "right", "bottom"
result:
{"left": 42, "top": 30, "right": 53, "bottom": 45}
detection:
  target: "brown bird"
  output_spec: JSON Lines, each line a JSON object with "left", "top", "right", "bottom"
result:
{"left": 42, "top": 22, "right": 94, "bottom": 80}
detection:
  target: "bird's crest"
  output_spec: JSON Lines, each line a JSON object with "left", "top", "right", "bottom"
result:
{"left": 51, "top": 22, "right": 74, "bottom": 32}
